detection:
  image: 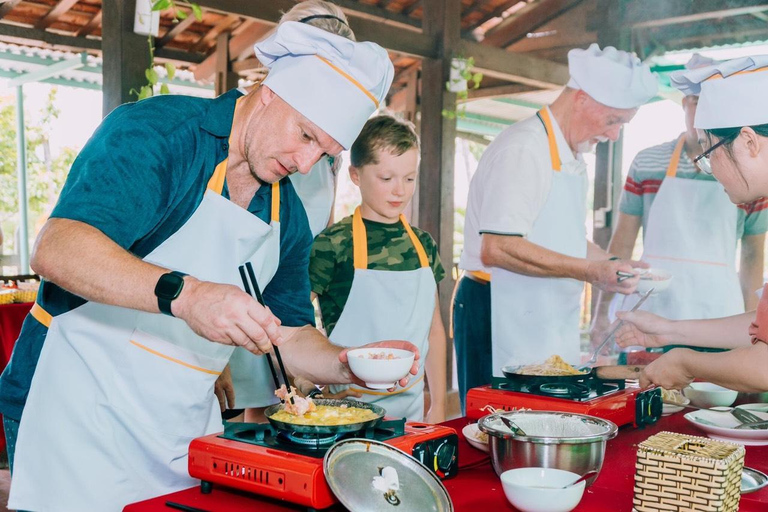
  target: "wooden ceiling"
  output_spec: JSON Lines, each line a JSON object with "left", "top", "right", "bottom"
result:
{"left": 1, "top": 0, "right": 768, "bottom": 94}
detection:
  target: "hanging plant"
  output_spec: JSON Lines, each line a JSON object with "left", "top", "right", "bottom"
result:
{"left": 442, "top": 56, "right": 483, "bottom": 119}
{"left": 130, "top": 0, "right": 202, "bottom": 100}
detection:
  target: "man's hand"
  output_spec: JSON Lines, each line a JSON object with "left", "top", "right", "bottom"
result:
{"left": 586, "top": 259, "right": 648, "bottom": 294}
{"left": 339, "top": 340, "right": 420, "bottom": 389}
{"left": 615, "top": 310, "right": 673, "bottom": 349}
{"left": 214, "top": 364, "right": 235, "bottom": 412}
{"left": 173, "top": 277, "right": 283, "bottom": 355}
{"left": 639, "top": 349, "right": 695, "bottom": 389}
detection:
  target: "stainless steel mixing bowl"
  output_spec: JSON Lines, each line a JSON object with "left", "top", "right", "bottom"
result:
{"left": 478, "top": 411, "right": 618, "bottom": 487}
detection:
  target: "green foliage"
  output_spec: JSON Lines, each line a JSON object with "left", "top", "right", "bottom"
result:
{"left": 131, "top": 2, "right": 202, "bottom": 100}
{"left": 0, "top": 88, "right": 78, "bottom": 254}
{"left": 442, "top": 56, "right": 483, "bottom": 120}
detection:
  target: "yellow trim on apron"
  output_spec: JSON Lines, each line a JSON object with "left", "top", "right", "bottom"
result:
{"left": 468, "top": 270, "right": 491, "bottom": 282}
{"left": 205, "top": 96, "right": 281, "bottom": 223}
{"left": 665, "top": 136, "right": 686, "bottom": 178}
{"left": 351, "top": 373, "right": 425, "bottom": 396}
{"left": 537, "top": 107, "right": 562, "bottom": 172}
{"left": 352, "top": 207, "right": 430, "bottom": 271}
{"left": 30, "top": 302, "right": 52, "bottom": 328}
{"left": 128, "top": 339, "right": 222, "bottom": 376}
{"left": 315, "top": 56, "right": 379, "bottom": 108}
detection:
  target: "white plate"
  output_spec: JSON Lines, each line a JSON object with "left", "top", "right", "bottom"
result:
{"left": 662, "top": 397, "right": 690, "bottom": 416}
{"left": 462, "top": 423, "right": 489, "bottom": 453}
{"left": 684, "top": 405, "right": 768, "bottom": 445}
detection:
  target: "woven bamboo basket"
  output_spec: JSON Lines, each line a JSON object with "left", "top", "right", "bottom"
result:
{"left": 633, "top": 431, "right": 744, "bottom": 512}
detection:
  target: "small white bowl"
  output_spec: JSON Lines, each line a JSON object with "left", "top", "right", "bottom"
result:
{"left": 500, "top": 467, "right": 586, "bottom": 512}
{"left": 462, "top": 423, "right": 489, "bottom": 453}
{"left": 662, "top": 397, "right": 690, "bottom": 416}
{"left": 635, "top": 268, "right": 673, "bottom": 294}
{"left": 346, "top": 348, "right": 415, "bottom": 390}
{"left": 684, "top": 382, "right": 738, "bottom": 408}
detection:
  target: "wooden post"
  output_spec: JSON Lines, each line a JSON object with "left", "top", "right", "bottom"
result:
{"left": 420, "top": 0, "right": 460, "bottom": 390}
{"left": 101, "top": 0, "right": 151, "bottom": 117}
{"left": 593, "top": 0, "right": 630, "bottom": 250}
{"left": 214, "top": 31, "right": 239, "bottom": 96}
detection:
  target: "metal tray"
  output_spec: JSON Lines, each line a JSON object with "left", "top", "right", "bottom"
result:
{"left": 742, "top": 467, "right": 768, "bottom": 494}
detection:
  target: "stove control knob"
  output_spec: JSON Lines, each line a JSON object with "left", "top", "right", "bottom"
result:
{"left": 435, "top": 440, "right": 457, "bottom": 473}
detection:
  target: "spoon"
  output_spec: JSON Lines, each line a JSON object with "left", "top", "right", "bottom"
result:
{"left": 528, "top": 470, "right": 599, "bottom": 489}
{"left": 498, "top": 415, "right": 527, "bottom": 436}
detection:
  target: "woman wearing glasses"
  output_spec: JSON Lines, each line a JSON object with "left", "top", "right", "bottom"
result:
{"left": 614, "top": 55, "right": 768, "bottom": 392}
{"left": 592, "top": 55, "right": 768, "bottom": 356}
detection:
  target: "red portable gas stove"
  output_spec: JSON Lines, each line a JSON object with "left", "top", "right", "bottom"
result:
{"left": 188, "top": 418, "right": 458, "bottom": 510}
{"left": 466, "top": 375, "right": 662, "bottom": 428}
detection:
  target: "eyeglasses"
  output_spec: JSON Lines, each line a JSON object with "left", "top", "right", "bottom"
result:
{"left": 694, "top": 133, "right": 737, "bottom": 175}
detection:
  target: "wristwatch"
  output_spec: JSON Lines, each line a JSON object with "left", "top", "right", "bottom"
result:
{"left": 154, "top": 271, "right": 188, "bottom": 317}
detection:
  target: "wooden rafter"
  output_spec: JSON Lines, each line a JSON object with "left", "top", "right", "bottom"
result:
{"left": 482, "top": 0, "right": 584, "bottom": 48}
{"left": 190, "top": 13, "right": 239, "bottom": 53}
{"left": 76, "top": 9, "right": 102, "bottom": 37}
{"left": 156, "top": 9, "right": 197, "bottom": 49}
{"left": 331, "top": 0, "right": 420, "bottom": 29}
{"left": 0, "top": 0, "right": 22, "bottom": 20}
{"left": 193, "top": 20, "right": 272, "bottom": 81}
{"left": 403, "top": 0, "right": 421, "bottom": 16}
{"left": 466, "top": 83, "right": 538, "bottom": 100}
{"left": 462, "top": 0, "right": 525, "bottom": 35}
{"left": 35, "top": 0, "right": 80, "bottom": 30}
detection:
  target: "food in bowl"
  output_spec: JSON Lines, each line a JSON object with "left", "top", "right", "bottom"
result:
{"left": 501, "top": 467, "right": 586, "bottom": 512}
{"left": 346, "top": 347, "right": 415, "bottom": 389}
{"left": 269, "top": 404, "right": 379, "bottom": 425}
{"left": 515, "top": 355, "right": 586, "bottom": 376}
{"left": 661, "top": 388, "right": 686, "bottom": 405}
{"left": 635, "top": 268, "right": 673, "bottom": 294}
{"left": 364, "top": 351, "right": 398, "bottom": 360}
{"left": 683, "top": 382, "right": 738, "bottom": 408}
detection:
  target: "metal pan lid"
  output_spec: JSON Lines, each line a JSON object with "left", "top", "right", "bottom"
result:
{"left": 742, "top": 467, "right": 768, "bottom": 494}
{"left": 324, "top": 439, "right": 453, "bottom": 512}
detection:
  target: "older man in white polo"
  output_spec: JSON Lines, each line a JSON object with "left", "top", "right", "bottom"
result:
{"left": 454, "top": 44, "right": 658, "bottom": 406}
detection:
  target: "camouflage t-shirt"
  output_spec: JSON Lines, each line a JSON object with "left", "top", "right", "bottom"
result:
{"left": 310, "top": 215, "right": 446, "bottom": 336}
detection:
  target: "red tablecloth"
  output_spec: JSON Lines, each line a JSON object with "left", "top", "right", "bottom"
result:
{"left": 0, "top": 301, "right": 32, "bottom": 453}
{"left": 125, "top": 414, "right": 768, "bottom": 511}
{"left": 0, "top": 302, "right": 31, "bottom": 373}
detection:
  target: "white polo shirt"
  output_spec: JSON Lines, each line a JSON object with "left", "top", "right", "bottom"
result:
{"left": 459, "top": 108, "right": 583, "bottom": 273}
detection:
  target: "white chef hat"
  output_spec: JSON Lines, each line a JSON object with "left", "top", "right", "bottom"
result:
{"left": 567, "top": 43, "right": 658, "bottom": 109}
{"left": 254, "top": 21, "right": 394, "bottom": 149}
{"left": 670, "top": 55, "right": 768, "bottom": 129}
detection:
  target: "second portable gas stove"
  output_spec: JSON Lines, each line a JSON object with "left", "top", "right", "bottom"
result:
{"left": 466, "top": 372, "right": 662, "bottom": 428}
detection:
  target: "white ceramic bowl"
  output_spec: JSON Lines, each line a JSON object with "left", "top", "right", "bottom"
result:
{"left": 684, "top": 382, "right": 738, "bottom": 408}
{"left": 662, "top": 397, "right": 690, "bottom": 416}
{"left": 346, "top": 348, "right": 415, "bottom": 389}
{"left": 635, "top": 268, "right": 673, "bottom": 294}
{"left": 500, "top": 467, "right": 586, "bottom": 512}
{"left": 462, "top": 423, "right": 489, "bottom": 453}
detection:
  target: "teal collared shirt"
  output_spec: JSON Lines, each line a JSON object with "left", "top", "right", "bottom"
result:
{"left": 0, "top": 89, "right": 314, "bottom": 421}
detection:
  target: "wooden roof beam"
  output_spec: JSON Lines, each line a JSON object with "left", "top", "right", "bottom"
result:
{"left": 466, "top": 83, "right": 539, "bottom": 100}
{"left": 156, "top": 9, "right": 198, "bottom": 49}
{"left": 190, "top": 13, "right": 240, "bottom": 53}
{"left": 482, "top": 0, "right": 585, "bottom": 48}
{"left": 625, "top": 0, "right": 768, "bottom": 29}
{"left": 461, "top": 0, "right": 525, "bottom": 35}
{"left": 0, "top": 22, "right": 205, "bottom": 63}
{"left": 193, "top": 20, "right": 272, "bottom": 81}
{"left": 0, "top": 0, "right": 22, "bottom": 20}
{"left": 76, "top": 10, "right": 102, "bottom": 37}
{"left": 330, "top": 0, "right": 420, "bottom": 30}
{"left": 458, "top": 39, "right": 569, "bottom": 88}
{"left": 35, "top": 0, "right": 80, "bottom": 30}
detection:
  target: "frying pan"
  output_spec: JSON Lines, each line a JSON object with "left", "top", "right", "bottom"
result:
{"left": 264, "top": 398, "right": 386, "bottom": 435}
{"left": 501, "top": 364, "right": 645, "bottom": 387}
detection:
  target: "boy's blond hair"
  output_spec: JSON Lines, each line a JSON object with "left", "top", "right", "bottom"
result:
{"left": 350, "top": 113, "right": 420, "bottom": 168}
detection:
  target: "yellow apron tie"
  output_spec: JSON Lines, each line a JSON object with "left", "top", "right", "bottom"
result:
{"left": 665, "top": 135, "right": 686, "bottom": 178}
{"left": 537, "top": 107, "right": 562, "bottom": 172}
{"left": 352, "top": 207, "right": 429, "bottom": 270}
{"left": 30, "top": 302, "right": 52, "bottom": 328}
{"left": 205, "top": 97, "right": 281, "bottom": 222}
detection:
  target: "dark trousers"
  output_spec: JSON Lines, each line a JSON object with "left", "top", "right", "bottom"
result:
{"left": 453, "top": 276, "right": 492, "bottom": 414}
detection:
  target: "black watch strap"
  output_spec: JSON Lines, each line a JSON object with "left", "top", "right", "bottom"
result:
{"left": 155, "top": 271, "right": 188, "bottom": 317}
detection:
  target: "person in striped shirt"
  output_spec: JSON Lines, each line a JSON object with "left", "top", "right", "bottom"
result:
{"left": 592, "top": 55, "right": 768, "bottom": 353}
